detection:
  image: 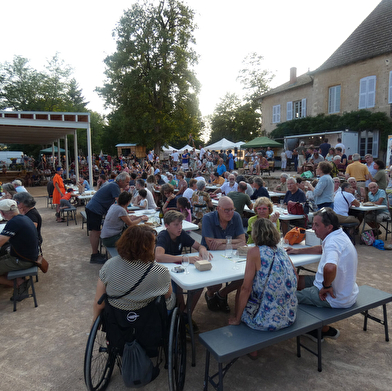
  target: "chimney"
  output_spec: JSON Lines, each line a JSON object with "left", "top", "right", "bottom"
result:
{"left": 290, "top": 67, "right": 297, "bottom": 84}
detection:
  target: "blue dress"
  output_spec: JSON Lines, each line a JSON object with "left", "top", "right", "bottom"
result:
{"left": 241, "top": 245, "right": 298, "bottom": 331}
{"left": 228, "top": 153, "right": 234, "bottom": 171}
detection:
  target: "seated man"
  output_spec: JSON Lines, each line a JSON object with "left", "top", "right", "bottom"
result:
{"left": 250, "top": 176, "right": 269, "bottom": 200}
{"left": 0, "top": 199, "right": 39, "bottom": 300}
{"left": 274, "top": 173, "right": 289, "bottom": 193}
{"left": 214, "top": 173, "right": 238, "bottom": 195}
{"left": 365, "top": 182, "right": 390, "bottom": 231}
{"left": 201, "top": 197, "right": 246, "bottom": 312}
{"left": 77, "top": 176, "right": 91, "bottom": 193}
{"left": 155, "top": 211, "right": 211, "bottom": 326}
{"left": 287, "top": 208, "right": 358, "bottom": 341}
{"left": 227, "top": 181, "right": 253, "bottom": 227}
{"left": 282, "top": 177, "right": 307, "bottom": 234}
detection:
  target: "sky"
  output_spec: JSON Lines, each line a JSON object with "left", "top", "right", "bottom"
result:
{"left": 1, "top": 0, "right": 383, "bottom": 118}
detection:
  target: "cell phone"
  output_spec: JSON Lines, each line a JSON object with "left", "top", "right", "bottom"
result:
{"left": 172, "top": 266, "right": 185, "bottom": 273}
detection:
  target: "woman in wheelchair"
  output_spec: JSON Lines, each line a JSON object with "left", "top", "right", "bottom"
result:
{"left": 85, "top": 225, "right": 186, "bottom": 391}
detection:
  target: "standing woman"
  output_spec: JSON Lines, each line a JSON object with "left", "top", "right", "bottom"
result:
{"left": 229, "top": 219, "right": 297, "bottom": 357}
{"left": 372, "top": 160, "right": 388, "bottom": 190}
{"left": 308, "top": 161, "right": 334, "bottom": 209}
{"left": 227, "top": 150, "right": 234, "bottom": 171}
{"left": 53, "top": 167, "right": 66, "bottom": 222}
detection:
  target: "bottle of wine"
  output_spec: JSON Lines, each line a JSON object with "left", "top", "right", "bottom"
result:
{"left": 159, "top": 206, "right": 164, "bottom": 225}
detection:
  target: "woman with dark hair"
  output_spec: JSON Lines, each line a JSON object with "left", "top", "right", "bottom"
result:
{"left": 229, "top": 219, "right": 297, "bottom": 357}
{"left": 92, "top": 225, "right": 174, "bottom": 322}
{"left": 14, "top": 192, "right": 43, "bottom": 245}
{"left": 372, "top": 159, "right": 388, "bottom": 190}
{"left": 100, "top": 191, "right": 148, "bottom": 247}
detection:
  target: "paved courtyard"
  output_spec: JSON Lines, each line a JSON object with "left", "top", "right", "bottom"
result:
{"left": 0, "top": 185, "right": 391, "bottom": 391}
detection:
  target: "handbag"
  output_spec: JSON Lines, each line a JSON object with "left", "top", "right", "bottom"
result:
{"left": 287, "top": 201, "right": 305, "bottom": 215}
{"left": 13, "top": 248, "right": 49, "bottom": 273}
{"left": 284, "top": 227, "right": 306, "bottom": 245}
{"left": 361, "top": 230, "right": 375, "bottom": 246}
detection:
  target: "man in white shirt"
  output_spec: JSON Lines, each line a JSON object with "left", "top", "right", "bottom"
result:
{"left": 335, "top": 138, "right": 346, "bottom": 154}
{"left": 287, "top": 208, "right": 358, "bottom": 342}
{"left": 214, "top": 174, "right": 238, "bottom": 195}
{"left": 199, "top": 145, "right": 206, "bottom": 160}
{"left": 171, "top": 150, "right": 179, "bottom": 170}
{"left": 194, "top": 171, "right": 205, "bottom": 182}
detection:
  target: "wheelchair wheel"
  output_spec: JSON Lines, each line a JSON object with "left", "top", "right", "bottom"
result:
{"left": 84, "top": 314, "right": 116, "bottom": 391}
{"left": 168, "top": 307, "right": 187, "bottom": 391}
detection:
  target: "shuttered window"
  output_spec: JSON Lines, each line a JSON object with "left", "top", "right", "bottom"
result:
{"left": 358, "top": 76, "right": 376, "bottom": 109}
{"left": 272, "top": 105, "right": 281, "bottom": 123}
{"left": 286, "top": 101, "right": 293, "bottom": 121}
{"left": 388, "top": 71, "right": 392, "bottom": 104}
{"left": 328, "top": 85, "right": 341, "bottom": 113}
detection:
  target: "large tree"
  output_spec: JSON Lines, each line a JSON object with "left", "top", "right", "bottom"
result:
{"left": 209, "top": 93, "right": 261, "bottom": 143}
{"left": 97, "top": 0, "right": 201, "bottom": 152}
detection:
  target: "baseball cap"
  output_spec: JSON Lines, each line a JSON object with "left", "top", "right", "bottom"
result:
{"left": 0, "top": 199, "right": 18, "bottom": 211}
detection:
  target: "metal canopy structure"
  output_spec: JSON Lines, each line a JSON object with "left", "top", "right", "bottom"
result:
{"left": 0, "top": 111, "right": 93, "bottom": 186}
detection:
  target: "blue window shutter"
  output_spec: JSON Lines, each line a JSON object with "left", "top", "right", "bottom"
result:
{"left": 286, "top": 102, "right": 292, "bottom": 121}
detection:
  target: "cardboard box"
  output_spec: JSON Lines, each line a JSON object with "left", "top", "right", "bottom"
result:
{"left": 305, "top": 229, "right": 322, "bottom": 246}
{"left": 194, "top": 260, "right": 212, "bottom": 271}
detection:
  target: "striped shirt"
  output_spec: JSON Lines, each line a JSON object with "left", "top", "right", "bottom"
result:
{"left": 99, "top": 256, "right": 170, "bottom": 310}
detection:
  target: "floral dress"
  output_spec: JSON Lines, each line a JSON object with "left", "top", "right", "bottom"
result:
{"left": 241, "top": 245, "right": 298, "bottom": 331}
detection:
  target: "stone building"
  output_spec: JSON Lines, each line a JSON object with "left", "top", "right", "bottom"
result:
{"left": 260, "top": 0, "right": 392, "bottom": 157}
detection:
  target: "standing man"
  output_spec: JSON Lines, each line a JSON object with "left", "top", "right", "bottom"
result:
{"left": 287, "top": 208, "right": 358, "bottom": 341}
{"left": 201, "top": 197, "right": 246, "bottom": 312}
{"left": 335, "top": 138, "right": 346, "bottom": 154}
{"left": 345, "top": 153, "right": 369, "bottom": 191}
{"left": 199, "top": 144, "right": 206, "bottom": 160}
{"left": 319, "top": 138, "right": 331, "bottom": 158}
{"left": 86, "top": 172, "right": 130, "bottom": 264}
{"left": 266, "top": 146, "right": 274, "bottom": 161}
{"left": 181, "top": 149, "right": 189, "bottom": 171}
{"left": 0, "top": 199, "right": 39, "bottom": 299}
{"left": 171, "top": 150, "right": 179, "bottom": 171}
{"left": 53, "top": 167, "right": 65, "bottom": 222}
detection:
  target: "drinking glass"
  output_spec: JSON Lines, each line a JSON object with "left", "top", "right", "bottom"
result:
{"left": 280, "top": 200, "right": 284, "bottom": 211}
{"left": 232, "top": 250, "right": 240, "bottom": 270}
{"left": 225, "top": 236, "right": 233, "bottom": 258}
{"left": 182, "top": 254, "right": 190, "bottom": 274}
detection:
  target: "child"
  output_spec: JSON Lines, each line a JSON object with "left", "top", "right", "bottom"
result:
{"left": 136, "top": 189, "right": 148, "bottom": 209}
{"left": 177, "top": 196, "right": 191, "bottom": 222}
{"left": 58, "top": 188, "right": 76, "bottom": 222}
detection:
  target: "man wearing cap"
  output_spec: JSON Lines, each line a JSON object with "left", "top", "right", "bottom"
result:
{"left": 53, "top": 167, "right": 66, "bottom": 222}
{"left": 0, "top": 199, "right": 39, "bottom": 299}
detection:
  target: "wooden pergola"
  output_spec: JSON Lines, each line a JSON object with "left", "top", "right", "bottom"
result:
{"left": 0, "top": 111, "right": 93, "bottom": 187}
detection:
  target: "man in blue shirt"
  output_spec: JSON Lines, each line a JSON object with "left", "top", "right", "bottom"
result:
{"left": 201, "top": 197, "right": 246, "bottom": 312}
{"left": 250, "top": 176, "right": 269, "bottom": 200}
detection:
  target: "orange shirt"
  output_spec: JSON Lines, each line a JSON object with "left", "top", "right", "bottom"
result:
{"left": 53, "top": 173, "right": 65, "bottom": 204}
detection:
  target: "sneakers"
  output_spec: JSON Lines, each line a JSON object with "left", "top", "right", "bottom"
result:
{"left": 90, "top": 253, "right": 106, "bottom": 264}
{"left": 303, "top": 326, "right": 340, "bottom": 342}
{"left": 216, "top": 292, "right": 230, "bottom": 313}
{"left": 205, "top": 291, "right": 230, "bottom": 313}
{"left": 323, "top": 326, "right": 340, "bottom": 339}
{"left": 205, "top": 292, "right": 220, "bottom": 312}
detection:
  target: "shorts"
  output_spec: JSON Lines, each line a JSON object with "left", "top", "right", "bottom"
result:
{"left": 86, "top": 208, "right": 103, "bottom": 231}
{"left": 296, "top": 275, "right": 331, "bottom": 308}
{"left": 0, "top": 253, "right": 33, "bottom": 275}
{"left": 60, "top": 199, "right": 72, "bottom": 208}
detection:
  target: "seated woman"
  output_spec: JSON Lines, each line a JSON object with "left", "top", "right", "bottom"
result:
{"left": 333, "top": 182, "right": 360, "bottom": 225}
{"left": 247, "top": 197, "right": 280, "bottom": 244}
{"left": 92, "top": 225, "right": 175, "bottom": 351}
{"left": 229, "top": 219, "right": 298, "bottom": 357}
{"left": 100, "top": 192, "right": 148, "bottom": 247}
{"left": 257, "top": 156, "right": 269, "bottom": 175}
{"left": 1, "top": 183, "right": 17, "bottom": 200}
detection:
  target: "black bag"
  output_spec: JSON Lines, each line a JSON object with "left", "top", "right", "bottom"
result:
{"left": 122, "top": 340, "right": 158, "bottom": 388}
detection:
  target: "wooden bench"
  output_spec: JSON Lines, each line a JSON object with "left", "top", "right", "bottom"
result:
{"left": 198, "top": 285, "right": 392, "bottom": 391}
{"left": 80, "top": 211, "right": 88, "bottom": 235}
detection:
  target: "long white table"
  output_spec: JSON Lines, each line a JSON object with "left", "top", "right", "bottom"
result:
{"left": 162, "top": 245, "right": 321, "bottom": 366}
{"left": 350, "top": 203, "right": 388, "bottom": 234}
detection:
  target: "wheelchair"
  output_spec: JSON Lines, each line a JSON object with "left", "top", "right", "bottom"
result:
{"left": 84, "top": 295, "right": 187, "bottom": 391}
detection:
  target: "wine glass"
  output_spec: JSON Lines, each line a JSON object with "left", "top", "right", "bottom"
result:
{"left": 182, "top": 254, "right": 190, "bottom": 274}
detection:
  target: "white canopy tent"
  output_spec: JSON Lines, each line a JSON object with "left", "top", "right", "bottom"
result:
{"left": 204, "top": 138, "right": 245, "bottom": 151}
{"left": 178, "top": 144, "right": 200, "bottom": 153}
{"left": 161, "top": 145, "right": 176, "bottom": 153}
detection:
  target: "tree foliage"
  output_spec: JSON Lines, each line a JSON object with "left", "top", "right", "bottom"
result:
{"left": 237, "top": 52, "right": 275, "bottom": 105}
{"left": 209, "top": 93, "right": 261, "bottom": 143}
{"left": 0, "top": 54, "right": 88, "bottom": 112}
{"left": 271, "top": 110, "right": 392, "bottom": 151}
{"left": 97, "top": 0, "right": 202, "bottom": 152}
